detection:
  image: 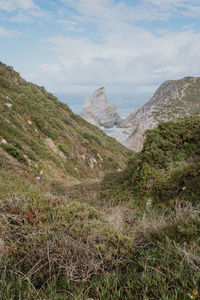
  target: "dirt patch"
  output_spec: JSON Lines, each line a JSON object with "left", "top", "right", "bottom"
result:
{"left": 43, "top": 137, "right": 66, "bottom": 159}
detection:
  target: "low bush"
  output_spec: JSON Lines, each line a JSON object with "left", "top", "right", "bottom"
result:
{"left": 0, "top": 169, "right": 134, "bottom": 291}
{"left": 58, "top": 144, "right": 69, "bottom": 155}
{"left": 1, "top": 143, "right": 26, "bottom": 163}
{"left": 101, "top": 115, "right": 200, "bottom": 208}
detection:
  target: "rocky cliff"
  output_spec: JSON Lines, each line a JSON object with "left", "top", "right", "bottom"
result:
{"left": 82, "top": 87, "right": 122, "bottom": 128}
{"left": 115, "top": 77, "right": 200, "bottom": 151}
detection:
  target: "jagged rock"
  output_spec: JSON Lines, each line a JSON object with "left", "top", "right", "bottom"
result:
{"left": 82, "top": 87, "right": 122, "bottom": 128}
{"left": 115, "top": 77, "right": 200, "bottom": 151}
{"left": 82, "top": 96, "right": 100, "bottom": 127}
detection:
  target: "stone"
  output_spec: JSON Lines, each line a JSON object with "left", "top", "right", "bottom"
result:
{"left": 114, "top": 77, "right": 200, "bottom": 151}
{"left": 82, "top": 87, "right": 122, "bottom": 128}
{"left": 82, "top": 96, "right": 100, "bottom": 127}
{"left": 0, "top": 138, "right": 7, "bottom": 144}
{"left": 5, "top": 103, "right": 12, "bottom": 108}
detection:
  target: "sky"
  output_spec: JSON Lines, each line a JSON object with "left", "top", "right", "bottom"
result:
{"left": 1, "top": 0, "right": 200, "bottom": 108}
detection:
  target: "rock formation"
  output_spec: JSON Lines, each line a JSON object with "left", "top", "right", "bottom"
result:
{"left": 114, "top": 77, "right": 200, "bottom": 151}
{"left": 82, "top": 87, "right": 122, "bottom": 128}
{"left": 81, "top": 96, "right": 100, "bottom": 128}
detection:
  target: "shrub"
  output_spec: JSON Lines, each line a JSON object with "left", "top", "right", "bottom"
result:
{"left": 1, "top": 143, "right": 26, "bottom": 163}
{"left": 0, "top": 184, "right": 134, "bottom": 286}
{"left": 58, "top": 144, "right": 69, "bottom": 155}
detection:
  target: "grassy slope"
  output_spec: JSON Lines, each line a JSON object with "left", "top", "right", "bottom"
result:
{"left": 0, "top": 62, "right": 199, "bottom": 299}
{"left": 93, "top": 115, "right": 200, "bottom": 300}
{"left": 153, "top": 77, "right": 200, "bottom": 121}
{"left": 102, "top": 115, "right": 200, "bottom": 207}
{"left": 1, "top": 119, "right": 199, "bottom": 300}
{"left": 0, "top": 62, "right": 132, "bottom": 185}
{"left": 0, "top": 62, "right": 135, "bottom": 298}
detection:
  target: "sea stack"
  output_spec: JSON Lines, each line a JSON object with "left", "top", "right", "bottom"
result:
{"left": 82, "top": 87, "right": 122, "bottom": 128}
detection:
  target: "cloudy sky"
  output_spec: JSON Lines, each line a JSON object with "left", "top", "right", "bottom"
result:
{"left": 1, "top": 0, "right": 200, "bottom": 106}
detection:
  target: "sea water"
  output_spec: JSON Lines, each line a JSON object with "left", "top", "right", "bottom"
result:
{"left": 101, "top": 126, "right": 124, "bottom": 137}
{"left": 55, "top": 92, "right": 143, "bottom": 136}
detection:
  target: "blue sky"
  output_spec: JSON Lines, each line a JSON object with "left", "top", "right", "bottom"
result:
{"left": 1, "top": 0, "right": 200, "bottom": 105}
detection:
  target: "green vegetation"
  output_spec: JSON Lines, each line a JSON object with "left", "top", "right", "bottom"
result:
{"left": 101, "top": 116, "right": 200, "bottom": 207}
{"left": 0, "top": 61, "right": 131, "bottom": 183}
{"left": 1, "top": 165, "right": 199, "bottom": 299}
{"left": 153, "top": 77, "right": 200, "bottom": 121}
{"left": 0, "top": 62, "right": 199, "bottom": 299}
{"left": 0, "top": 167, "right": 134, "bottom": 299}
{"left": 58, "top": 143, "right": 69, "bottom": 155}
{"left": 0, "top": 142, "right": 26, "bottom": 163}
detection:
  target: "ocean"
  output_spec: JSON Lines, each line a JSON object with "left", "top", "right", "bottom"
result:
{"left": 55, "top": 92, "right": 146, "bottom": 136}
{"left": 55, "top": 93, "right": 144, "bottom": 117}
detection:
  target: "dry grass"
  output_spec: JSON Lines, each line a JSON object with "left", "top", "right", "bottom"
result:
{"left": 105, "top": 205, "right": 130, "bottom": 232}
{"left": 174, "top": 240, "right": 200, "bottom": 272}
{"left": 0, "top": 191, "right": 134, "bottom": 286}
{"left": 14, "top": 231, "right": 106, "bottom": 283}
{"left": 105, "top": 200, "right": 200, "bottom": 251}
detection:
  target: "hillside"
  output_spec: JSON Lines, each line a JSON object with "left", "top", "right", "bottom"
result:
{"left": 116, "top": 77, "right": 200, "bottom": 151}
{"left": 0, "top": 62, "right": 199, "bottom": 299}
{"left": 102, "top": 115, "right": 200, "bottom": 206}
{"left": 0, "top": 62, "right": 132, "bottom": 186}
{"left": 0, "top": 62, "right": 135, "bottom": 298}
{"left": 97, "top": 115, "right": 200, "bottom": 299}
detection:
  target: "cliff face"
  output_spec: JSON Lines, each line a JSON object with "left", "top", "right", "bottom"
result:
{"left": 115, "top": 77, "right": 200, "bottom": 151}
{"left": 82, "top": 87, "right": 122, "bottom": 128}
{"left": 81, "top": 96, "right": 100, "bottom": 128}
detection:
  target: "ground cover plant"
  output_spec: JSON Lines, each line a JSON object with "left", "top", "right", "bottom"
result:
{"left": 0, "top": 62, "right": 199, "bottom": 299}
{"left": 0, "top": 62, "right": 131, "bottom": 183}
{"left": 101, "top": 115, "right": 200, "bottom": 208}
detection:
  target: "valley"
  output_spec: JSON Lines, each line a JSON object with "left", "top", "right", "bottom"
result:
{"left": 0, "top": 62, "right": 199, "bottom": 300}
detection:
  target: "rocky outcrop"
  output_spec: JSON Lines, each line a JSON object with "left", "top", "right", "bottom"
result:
{"left": 82, "top": 96, "right": 100, "bottom": 128}
{"left": 114, "top": 77, "right": 200, "bottom": 151}
{"left": 82, "top": 87, "right": 122, "bottom": 128}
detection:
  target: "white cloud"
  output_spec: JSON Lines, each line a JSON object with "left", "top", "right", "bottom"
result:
{"left": 145, "top": 0, "right": 197, "bottom": 6}
{"left": 0, "top": 0, "right": 38, "bottom": 12}
{"left": 30, "top": 28, "right": 200, "bottom": 93}
{"left": 0, "top": 26, "right": 22, "bottom": 37}
{"left": 57, "top": 19, "right": 84, "bottom": 32}
{"left": 143, "top": 0, "right": 200, "bottom": 19}
{"left": 0, "top": 0, "right": 49, "bottom": 24}
{"left": 63, "top": 0, "right": 200, "bottom": 25}
{"left": 24, "top": 0, "right": 200, "bottom": 94}
{"left": 9, "top": 9, "right": 47, "bottom": 23}
{"left": 58, "top": 19, "right": 77, "bottom": 25}
{"left": 10, "top": 14, "right": 32, "bottom": 23}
